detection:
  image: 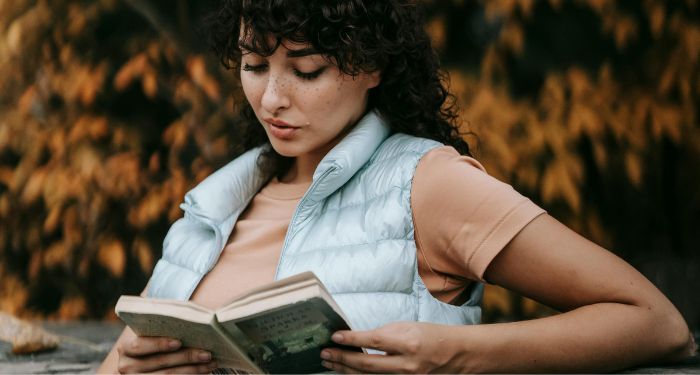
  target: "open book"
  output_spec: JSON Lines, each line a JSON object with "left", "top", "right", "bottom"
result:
{"left": 115, "top": 271, "right": 359, "bottom": 374}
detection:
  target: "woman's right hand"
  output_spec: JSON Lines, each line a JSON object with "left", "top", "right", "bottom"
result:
{"left": 116, "top": 335, "right": 218, "bottom": 374}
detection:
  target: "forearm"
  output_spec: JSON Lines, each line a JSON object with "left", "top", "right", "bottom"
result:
{"left": 455, "top": 302, "right": 693, "bottom": 373}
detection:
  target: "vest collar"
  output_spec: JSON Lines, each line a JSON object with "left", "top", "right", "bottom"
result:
{"left": 307, "top": 110, "right": 390, "bottom": 204}
{"left": 180, "top": 110, "right": 390, "bottom": 225}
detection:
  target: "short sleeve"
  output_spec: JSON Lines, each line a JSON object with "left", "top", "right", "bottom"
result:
{"left": 412, "top": 146, "right": 546, "bottom": 283}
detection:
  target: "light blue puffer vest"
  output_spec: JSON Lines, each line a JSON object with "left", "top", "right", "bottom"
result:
{"left": 147, "top": 111, "right": 483, "bottom": 330}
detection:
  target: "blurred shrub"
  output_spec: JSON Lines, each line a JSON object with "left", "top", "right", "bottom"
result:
{"left": 0, "top": 0, "right": 236, "bottom": 319}
{"left": 0, "top": 0, "right": 698, "bottom": 328}
{"left": 424, "top": 0, "right": 700, "bottom": 325}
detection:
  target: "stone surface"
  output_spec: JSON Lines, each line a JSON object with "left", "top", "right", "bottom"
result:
{"left": 0, "top": 321, "right": 698, "bottom": 374}
{"left": 0, "top": 321, "right": 123, "bottom": 374}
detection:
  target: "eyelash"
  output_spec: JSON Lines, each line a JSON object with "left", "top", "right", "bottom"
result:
{"left": 242, "top": 63, "right": 325, "bottom": 81}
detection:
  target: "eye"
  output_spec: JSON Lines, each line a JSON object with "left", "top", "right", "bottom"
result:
{"left": 242, "top": 63, "right": 268, "bottom": 73}
{"left": 294, "top": 67, "right": 326, "bottom": 81}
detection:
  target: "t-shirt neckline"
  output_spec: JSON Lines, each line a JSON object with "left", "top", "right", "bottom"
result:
{"left": 258, "top": 176, "right": 311, "bottom": 200}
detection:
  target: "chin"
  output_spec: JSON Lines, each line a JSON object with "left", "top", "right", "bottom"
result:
{"left": 268, "top": 141, "right": 304, "bottom": 158}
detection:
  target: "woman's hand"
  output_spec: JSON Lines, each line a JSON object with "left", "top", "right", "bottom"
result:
{"left": 116, "top": 335, "right": 218, "bottom": 374}
{"left": 320, "top": 322, "right": 468, "bottom": 374}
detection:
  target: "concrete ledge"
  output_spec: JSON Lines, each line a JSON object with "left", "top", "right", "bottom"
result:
{"left": 0, "top": 321, "right": 123, "bottom": 374}
{"left": 1, "top": 322, "right": 698, "bottom": 374}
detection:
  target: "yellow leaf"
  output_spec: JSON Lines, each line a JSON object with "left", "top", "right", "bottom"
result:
{"left": 0, "top": 274, "right": 29, "bottom": 316}
{"left": 142, "top": 70, "right": 158, "bottom": 98}
{"left": 79, "top": 63, "right": 107, "bottom": 105}
{"left": 499, "top": 22, "right": 524, "bottom": 55}
{"left": 62, "top": 206, "right": 82, "bottom": 247}
{"left": 27, "top": 252, "right": 42, "bottom": 280}
{"left": 128, "top": 187, "right": 167, "bottom": 228}
{"left": 43, "top": 204, "right": 62, "bottom": 234}
{"left": 43, "top": 242, "right": 69, "bottom": 269}
{"left": 17, "top": 85, "right": 36, "bottom": 116}
{"left": 186, "top": 55, "right": 220, "bottom": 101}
{"left": 592, "top": 142, "right": 608, "bottom": 170}
{"left": 132, "top": 238, "right": 153, "bottom": 274}
{"left": 614, "top": 16, "right": 638, "bottom": 49}
{"left": 20, "top": 167, "right": 47, "bottom": 205}
{"left": 0, "top": 166, "right": 13, "bottom": 188}
{"left": 97, "top": 152, "right": 142, "bottom": 198}
{"left": 56, "top": 296, "right": 87, "bottom": 320}
{"left": 647, "top": 2, "right": 665, "bottom": 38}
{"left": 162, "top": 120, "right": 188, "bottom": 150}
{"left": 114, "top": 53, "right": 147, "bottom": 91}
{"left": 624, "top": 152, "right": 643, "bottom": 187}
{"left": 425, "top": 15, "right": 446, "bottom": 51}
{"left": 658, "top": 56, "right": 677, "bottom": 95}
{"left": 98, "top": 239, "right": 126, "bottom": 278}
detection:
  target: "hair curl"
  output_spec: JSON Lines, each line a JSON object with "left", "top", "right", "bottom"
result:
{"left": 202, "top": 0, "right": 471, "bottom": 178}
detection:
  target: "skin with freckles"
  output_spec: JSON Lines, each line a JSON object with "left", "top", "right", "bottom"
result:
{"left": 240, "top": 39, "right": 380, "bottom": 183}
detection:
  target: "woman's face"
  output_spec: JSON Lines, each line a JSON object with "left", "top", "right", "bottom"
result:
{"left": 239, "top": 38, "right": 380, "bottom": 159}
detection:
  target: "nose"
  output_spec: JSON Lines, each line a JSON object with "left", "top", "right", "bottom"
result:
{"left": 260, "top": 74, "right": 291, "bottom": 115}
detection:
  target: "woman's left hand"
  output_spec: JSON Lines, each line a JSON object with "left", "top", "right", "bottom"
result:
{"left": 320, "top": 322, "right": 466, "bottom": 373}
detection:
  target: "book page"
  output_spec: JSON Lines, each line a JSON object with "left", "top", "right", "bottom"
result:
{"left": 216, "top": 272, "right": 319, "bottom": 315}
{"left": 117, "top": 312, "right": 258, "bottom": 372}
{"left": 219, "top": 298, "right": 358, "bottom": 374}
{"left": 216, "top": 272, "right": 351, "bottom": 326}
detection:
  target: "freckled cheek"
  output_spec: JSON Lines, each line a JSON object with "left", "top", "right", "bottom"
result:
{"left": 240, "top": 75, "right": 265, "bottom": 106}
{"left": 312, "top": 82, "right": 346, "bottom": 108}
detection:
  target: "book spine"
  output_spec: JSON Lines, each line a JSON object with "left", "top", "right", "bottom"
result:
{"left": 211, "top": 316, "right": 264, "bottom": 374}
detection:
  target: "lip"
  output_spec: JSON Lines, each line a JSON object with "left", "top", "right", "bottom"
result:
{"left": 264, "top": 117, "right": 299, "bottom": 128}
{"left": 264, "top": 118, "right": 301, "bottom": 140}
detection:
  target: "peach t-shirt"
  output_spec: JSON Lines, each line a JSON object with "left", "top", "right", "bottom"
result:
{"left": 191, "top": 146, "right": 545, "bottom": 309}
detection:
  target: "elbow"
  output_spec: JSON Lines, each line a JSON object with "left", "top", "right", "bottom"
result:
{"left": 655, "top": 308, "right": 696, "bottom": 363}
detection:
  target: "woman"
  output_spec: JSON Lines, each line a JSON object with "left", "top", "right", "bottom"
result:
{"left": 98, "top": 0, "right": 694, "bottom": 373}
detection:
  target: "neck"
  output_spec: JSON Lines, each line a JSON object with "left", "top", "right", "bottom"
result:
{"left": 280, "top": 152, "right": 323, "bottom": 184}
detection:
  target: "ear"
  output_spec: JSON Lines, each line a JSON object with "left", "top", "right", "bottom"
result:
{"left": 365, "top": 70, "right": 381, "bottom": 89}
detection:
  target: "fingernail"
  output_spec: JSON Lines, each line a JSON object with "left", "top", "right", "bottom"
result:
{"left": 198, "top": 351, "right": 211, "bottom": 361}
{"left": 321, "top": 361, "right": 332, "bottom": 369}
{"left": 320, "top": 350, "right": 331, "bottom": 360}
{"left": 168, "top": 339, "right": 180, "bottom": 349}
{"left": 331, "top": 333, "right": 344, "bottom": 342}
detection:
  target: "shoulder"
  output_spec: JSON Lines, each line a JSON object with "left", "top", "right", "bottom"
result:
{"left": 412, "top": 145, "right": 524, "bottom": 208}
{"left": 416, "top": 145, "right": 487, "bottom": 174}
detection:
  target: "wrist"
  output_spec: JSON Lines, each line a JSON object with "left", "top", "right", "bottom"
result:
{"left": 443, "top": 323, "right": 487, "bottom": 373}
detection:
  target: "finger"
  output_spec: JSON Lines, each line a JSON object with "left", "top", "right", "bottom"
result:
{"left": 121, "top": 336, "right": 181, "bottom": 357}
{"left": 122, "top": 348, "right": 213, "bottom": 373}
{"left": 331, "top": 329, "right": 395, "bottom": 352}
{"left": 321, "top": 349, "right": 407, "bottom": 373}
{"left": 147, "top": 362, "right": 219, "bottom": 374}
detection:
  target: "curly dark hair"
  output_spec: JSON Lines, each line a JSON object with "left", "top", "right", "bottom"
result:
{"left": 202, "top": 0, "right": 472, "bottom": 178}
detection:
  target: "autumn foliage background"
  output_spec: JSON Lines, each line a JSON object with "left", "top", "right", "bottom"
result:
{"left": 0, "top": 0, "right": 698, "bottom": 331}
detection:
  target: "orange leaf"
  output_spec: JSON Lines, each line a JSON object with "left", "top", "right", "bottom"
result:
{"left": 98, "top": 239, "right": 126, "bottom": 278}
{"left": 43, "top": 242, "right": 69, "bottom": 269}
{"left": 624, "top": 152, "right": 643, "bottom": 187}
{"left": 132, "top": 238, "right": 153, "bottom": 274}
{"left": 142, "top": 70, "right": 158, "bottom": 98}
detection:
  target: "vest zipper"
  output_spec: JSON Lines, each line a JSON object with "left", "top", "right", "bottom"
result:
{"left": 273, "top": 166, "right": 337, "bottom": 280}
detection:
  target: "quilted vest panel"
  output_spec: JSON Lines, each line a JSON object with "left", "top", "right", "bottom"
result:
{"left": 147, "top": 111, "right": 482, "bottom": 330}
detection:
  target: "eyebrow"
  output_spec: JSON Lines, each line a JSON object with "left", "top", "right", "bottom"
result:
{"left": 237, "top": 41, "right": 319, "bottom": 58}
